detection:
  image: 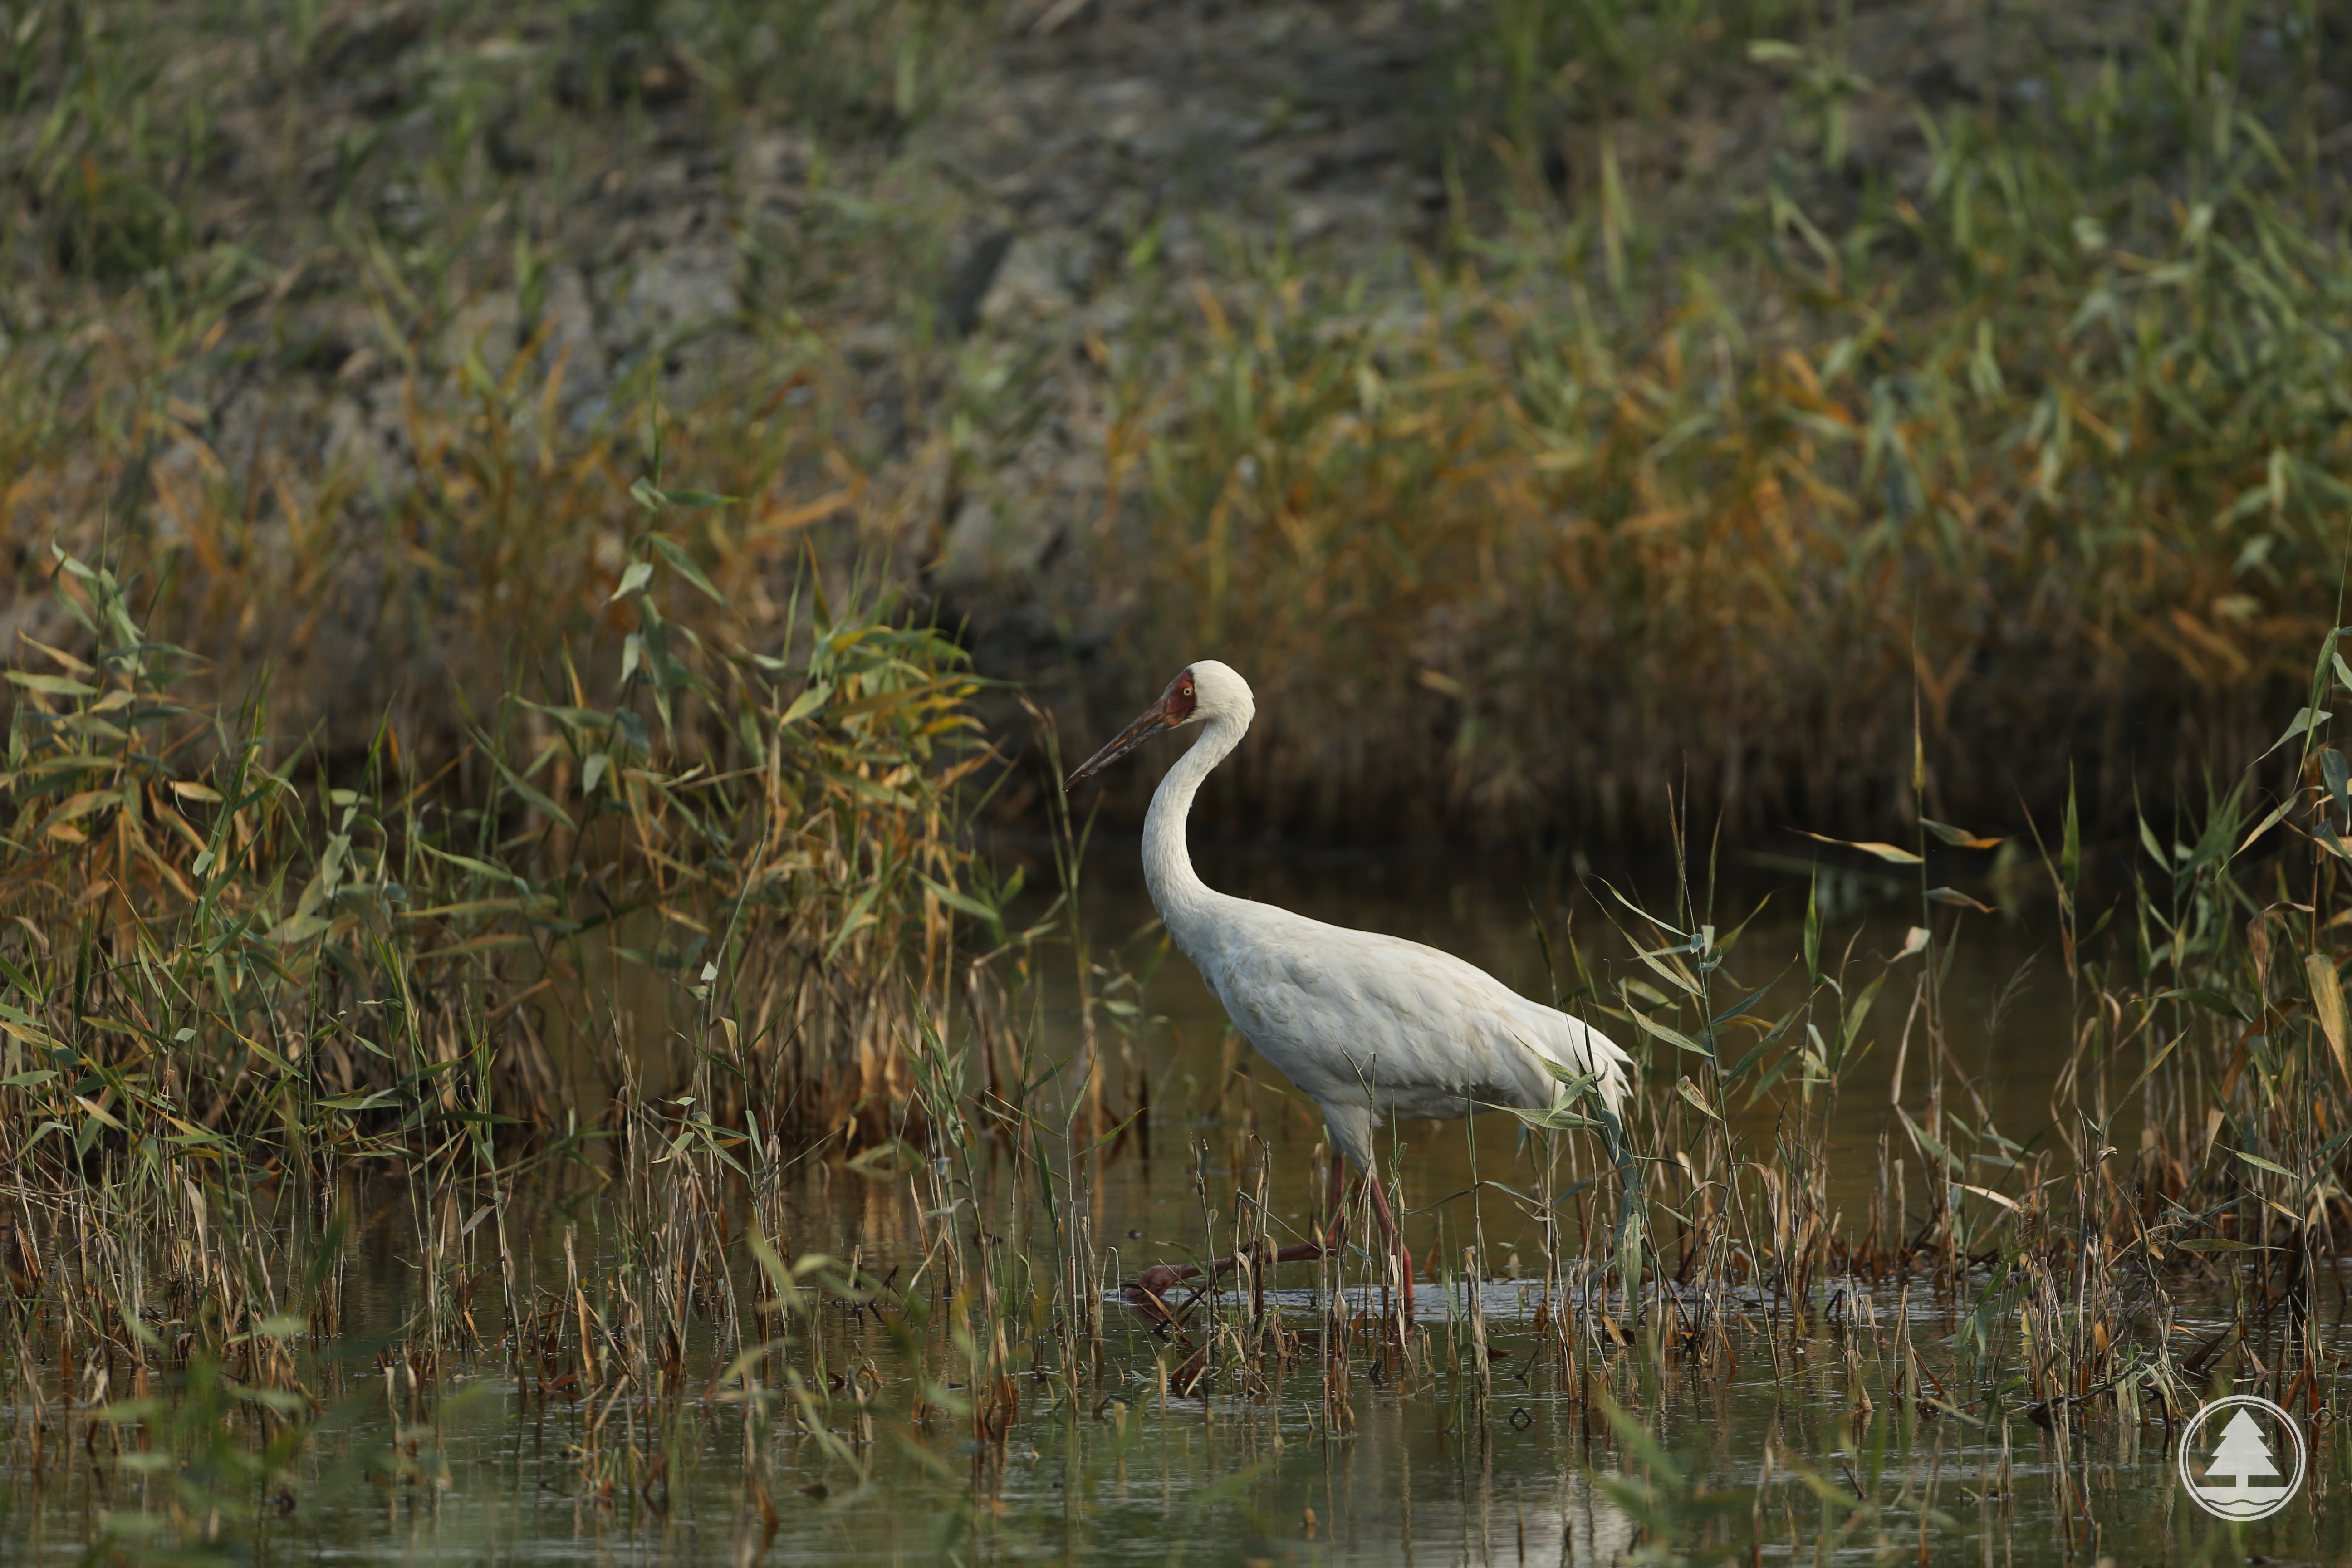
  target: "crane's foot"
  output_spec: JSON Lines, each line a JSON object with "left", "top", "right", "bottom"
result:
{"left": 1122, "top": 1240, "right": 1340, "bottom": 1323}
{"left": 1120, "top": 1264, "right": 1194, "bottom": 1325}
{"left": 1126, "top": 1263, "right": 1192, "bottom": 1301}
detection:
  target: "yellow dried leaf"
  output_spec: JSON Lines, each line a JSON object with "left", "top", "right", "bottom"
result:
{"left": 2307, "top": 951, "right": 2352, "bottom": 1094}
{"left": 1797, "top": 830, "right": 1922, "bottom": 864}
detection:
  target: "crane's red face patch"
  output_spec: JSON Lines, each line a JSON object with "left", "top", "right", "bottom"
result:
{"left": 1062, "top": 668, "right": 1200, "bottom": 791}
{"left": 1165, "top": 669, "right": 1198, "bottom": 723}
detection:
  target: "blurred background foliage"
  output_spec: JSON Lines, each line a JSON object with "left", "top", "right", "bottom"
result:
{"left": 0, "top": 0, "right": 2346, "bottom": 852}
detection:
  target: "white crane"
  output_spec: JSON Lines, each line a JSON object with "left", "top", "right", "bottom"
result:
{"left": 1064, "top": 660, "right": 1633, "bottom": 1318}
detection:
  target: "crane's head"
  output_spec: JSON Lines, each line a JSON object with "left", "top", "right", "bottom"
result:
{"left": 1064, "top": 661, "right": 1253, "bottom": 790}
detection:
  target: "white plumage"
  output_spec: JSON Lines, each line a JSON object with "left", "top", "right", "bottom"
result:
{"left": 1065, "top": 659, "right": 1632, "bottom": 1312}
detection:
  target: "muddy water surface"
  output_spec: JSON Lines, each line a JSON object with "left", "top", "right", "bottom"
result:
{"left": 11, "top": 852, "right": 2344, "bottom": 1565}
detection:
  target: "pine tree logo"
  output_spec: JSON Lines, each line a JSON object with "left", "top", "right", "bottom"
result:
{"left": 2178, "top": 1395, "right": 2306, "bottom": 1521}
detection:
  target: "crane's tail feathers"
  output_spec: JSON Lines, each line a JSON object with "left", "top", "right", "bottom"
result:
{"left": 1523, "top": 1020, "right": 1634, "bottom": 1122}
{"left": 1594, "top": 1053, "right": 1633, "bottom": 1118}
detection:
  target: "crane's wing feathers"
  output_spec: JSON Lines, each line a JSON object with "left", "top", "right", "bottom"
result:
{"left": 1203, "top": 906, "right": 1631, "bottom": 1133}
{"left": 1126, "top": 686, "right": 1630, "bottom": 1176}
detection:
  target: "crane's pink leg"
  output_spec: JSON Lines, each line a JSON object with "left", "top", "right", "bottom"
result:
{"left": 1125, "top": 1148, "right": 1352, "bottom": 1312}
{"left": 1319, "top": 1145, "right": 1349, "bottom": 1248}
{"left": 1362, "top": 1172, "right": 1416, "bottom": 1321}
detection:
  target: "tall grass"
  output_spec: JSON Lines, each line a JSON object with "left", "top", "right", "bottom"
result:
{"left": 5, "top": 620, "right": 2352, "bottom": 1561}
{"left": 0, "top": 0, "right": 980, "bottom": 780}
{"left": 4, "top": 5, "right": 2352, "bottom": 1557}
{"left": 10, "top": 2, "right": 2345, "bottom": 855}
{"left": 1073, "top": 0, "right": 2352, "bottom": 845}
{"left": 0, "top": 524, "right": 990, "bottom": 1184}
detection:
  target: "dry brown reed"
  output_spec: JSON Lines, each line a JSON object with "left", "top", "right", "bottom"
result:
{"left": 0, "top": 525, "right": 991, "bottom": 1182}
{"left": 1081, "top": 207, "right": 2347, "bottom": 847}
{"left": 0, "top": 514, "right": 997, "bottom": 1548}
{"left": 3, "top": 2, "right": 2352, "bottom": 1558}
{"left": 2, "top": 680, "right": 2348, "bottom": 1560}
{"left": 1065, "top": 2, "right": 2352, "bottom": 846}
{"left": 10, "top": 2, "right": 2342, "bottom": 860}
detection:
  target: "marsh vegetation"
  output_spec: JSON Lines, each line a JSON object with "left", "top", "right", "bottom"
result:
{"left": 2, "top": 0, "right": 2351, "bottom": 1562}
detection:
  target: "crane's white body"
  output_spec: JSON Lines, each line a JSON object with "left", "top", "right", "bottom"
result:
{"left": 1136, "top": 662, "right": 1631, "bottom": 1174}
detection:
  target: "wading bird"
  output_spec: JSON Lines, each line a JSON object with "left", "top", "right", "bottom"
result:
{"left": 1064, "top": 661, "right": 1632, "bottom": 1318}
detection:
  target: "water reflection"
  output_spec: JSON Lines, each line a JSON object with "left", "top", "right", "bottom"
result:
{"left": 8, "top": 852, "right": 2341, "bottom": 1565}
{"left": 12, "top": 1157, "right": 2340, "bottom": 1566}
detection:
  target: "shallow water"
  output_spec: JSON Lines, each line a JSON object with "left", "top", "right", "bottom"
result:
{"left": 8, "top": 850, "right": 2343, "bottom": 1564}
{"left": 1061, "top": 839, "right": 2087, "bottom": 1227}
{"left": 16, "top": 1190, "right": 2344, "bottom": 1567}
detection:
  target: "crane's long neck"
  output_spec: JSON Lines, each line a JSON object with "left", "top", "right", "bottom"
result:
{"left": 1142, "top": 712, "right": 1249, "bottom": 970}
